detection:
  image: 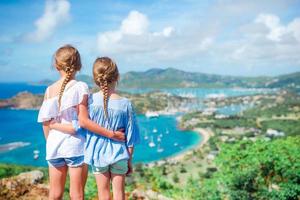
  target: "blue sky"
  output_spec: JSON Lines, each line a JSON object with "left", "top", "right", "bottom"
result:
{"left": 0, "top": 0, "right": 300, "bottom": 82}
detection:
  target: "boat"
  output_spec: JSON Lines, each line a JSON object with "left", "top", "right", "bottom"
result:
{"left": 33, "top": 150, "right": 40, "bottom": 154}
{"left": 145, "top": 111, "right": 159, "bottom": 118}
{"left": 144, "top": 131, "right": 149, "bottom": 140}
{"left": 148, "top": 136, "right": 156, "bottom": 148}
{"left": 157, "top": 137, "right": 161, "bottom": 142}
{"left": 166, "top": 129, "right": 169, "bottom": 134}
{"left": 33, "top": 149, "right": 40, "bottom": 160}
{"left": 174, "top": 142, "right": 178, "bottom": 146}
{"left": 34, "top": 154, "right": 39, "bottom": 160}
{"left": 152, "top": 128, "right": 158, "bottom": 133}
{"left": 157, "top": 143, "right": 164, "bottom": 153}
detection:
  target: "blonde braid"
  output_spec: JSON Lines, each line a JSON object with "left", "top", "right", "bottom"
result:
{"left": 54, "top": 44, "right": 82, "bottom": 111}
{"left": 58, "top": 67, "right": 74, "bottom": 110}
{"left": 93, "top": 57, "right": 119, "bottom": 121}
{"left": 98, "top": 73, "right": 109, "bottom": 119}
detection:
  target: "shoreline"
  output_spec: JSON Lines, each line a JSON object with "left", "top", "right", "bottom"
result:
{"left": 147, "top": 128, "right": 213, "bottom": 166}
{"left": 166, "top": 128, "right": 213, "bottom": 162}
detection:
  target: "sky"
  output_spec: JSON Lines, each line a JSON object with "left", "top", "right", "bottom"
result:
{"left": 0, "top": 0, "right": 300, "bottom": 82}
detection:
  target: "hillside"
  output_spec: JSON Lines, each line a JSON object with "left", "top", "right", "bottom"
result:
{"left": 37, "top": 68, "right": 300, "bottom": 90}
{"left": 119, "top": 68, "right": 272, "bottom": 89}
{"left": 121, "top": 68, "right": 300, "bottom": 89}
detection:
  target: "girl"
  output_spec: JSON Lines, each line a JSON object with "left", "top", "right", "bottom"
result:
{"left": 38, "top": 45, "right": 125, "bottom": 200}
{"left": 81, "top": 57, "right": 140, "bottom": 200}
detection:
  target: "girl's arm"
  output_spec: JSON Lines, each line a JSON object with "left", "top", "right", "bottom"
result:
{"left": 128, "top": 147, "right": 134, "bottom": 160}
{"left": 78, "top": 95, "right": 125, "bottom": 141}
{"left": 49, "top": 121, "right": 76, "bottom": 134}
{"left": 127, "top": 147, "right": 134, "bottom": 175}
{"left": 41, "top": 89, "right": 51, "bottom": 139}
{"left": 42, "top": 121, "right": 50, "bottom": 140}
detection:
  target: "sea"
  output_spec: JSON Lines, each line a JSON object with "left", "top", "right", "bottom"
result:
{"left": 0, "top": 83, "right": 272, "bottom": 167}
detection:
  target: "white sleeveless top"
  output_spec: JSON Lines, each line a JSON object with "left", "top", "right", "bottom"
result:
{"left": 37, "top": 80, "right": 89, "bottom": 160}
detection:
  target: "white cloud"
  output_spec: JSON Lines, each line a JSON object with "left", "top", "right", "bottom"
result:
{"left": 97, "top": 10, "right": 214, "bottom": 65}
{"left": 255, "top": 13, "right": 300, "bottom": 42}
{"left": 120, "top": 11, "right": 149, "bottom": 35}
{"left": 97, "top": 10, "right": 176, "bottom": 55}
{"left": 220, "top": 13, "right": 300, "bottom": 68}
{"left": 24, "top": 0, "right": 70, "bottom": 42}
{"left": 153, "top": 26, "right": 175, "bottom": 37}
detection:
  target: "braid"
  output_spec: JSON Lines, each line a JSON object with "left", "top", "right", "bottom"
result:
{"left": 54, "top": 45, "right": 82, "bottom": 110}
{"left": 93, "top": 57, "right": 119, "bottom": 121}
{"left": 58, "top": 67, "right": 73, "bottom": 110}
{"left": 98, "top": 74, "right": 109, "bottom": 119}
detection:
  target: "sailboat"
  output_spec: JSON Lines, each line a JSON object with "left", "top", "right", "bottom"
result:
{"left": 148, "top": 136, "right": 156, "bottom": 148}
{"left": 144, "top": 131, "right": 149, "bottom": 140}
{"left": 33, "top": 150, "right": 40, "bottom": 160}
{"left": 157, "top": 143, "right": 164, "bottom": 153}
{"left": 166, "top": 128, "right": 169, "bottom": 134}
{"left": 152, "top": 128, "right": 158, "bottom": 133}
{"left": 157, "top": 137, "right": 161, "bottom": 142}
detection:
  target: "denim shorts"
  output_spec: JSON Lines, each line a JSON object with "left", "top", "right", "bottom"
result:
{"left": 92, "top": 159, "right": 128, "bottom": 175}
{"left": 47, "top": 155, "right": 84, "bottom": 168}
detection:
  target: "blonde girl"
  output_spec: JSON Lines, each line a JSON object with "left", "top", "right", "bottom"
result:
{"left": 81, "top": 57, "right": 140, "bottom": 200}
{"left": 38, "top": 45, "right": 125, "bottom": 200}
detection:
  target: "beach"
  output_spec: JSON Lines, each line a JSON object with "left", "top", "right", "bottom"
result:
{"left": 148, "top": 127, "right": 213, "bottom": 166}
{"left": 167, "top": 128, "right": 213, "bottom": 162}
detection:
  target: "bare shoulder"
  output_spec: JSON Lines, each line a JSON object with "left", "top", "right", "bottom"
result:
{"left": 46, "top": 80, "right": 62, "bottom": 98}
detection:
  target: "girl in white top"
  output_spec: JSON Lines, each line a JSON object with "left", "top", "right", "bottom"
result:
{"left": 37, "top": 45, "right": 125, "bottom": 200}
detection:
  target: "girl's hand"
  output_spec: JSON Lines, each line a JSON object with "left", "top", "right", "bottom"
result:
{"left": 49, "top": 119, "right": 56, "bottom": 129}
{"left": 127, "top": 160, "right": 133, "bottom": 176}
{"left": 110, "top": 129, "right": 126, "bottom": 142}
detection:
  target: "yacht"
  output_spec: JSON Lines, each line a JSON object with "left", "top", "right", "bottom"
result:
{"left": 34, "top": 154, "right": 39, "bottom": 160}
{"left": 148, "top": 136, "right": 156, "bottom": 148}
{"left": 145, "top": 111, "right": 159, "bottom": 118}
{"left": 33, "top": 150, "right": 40, "bottom": 160}
{"left": 144, "top": 131, "right": 149, "bottom": 140}
{"left": 157, "top": 143, "right": 164, "bottom": 153}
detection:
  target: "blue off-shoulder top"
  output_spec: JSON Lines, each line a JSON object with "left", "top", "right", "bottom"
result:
{"left": 83, "top": 92, "right": 140, "bottom": 167}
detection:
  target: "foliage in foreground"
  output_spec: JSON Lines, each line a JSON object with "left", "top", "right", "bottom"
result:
{"left": 1, "top": 136, "right": 300, "bottom": 200}
{"left": 194, "top": 136, "right": 300, "bottom": 200}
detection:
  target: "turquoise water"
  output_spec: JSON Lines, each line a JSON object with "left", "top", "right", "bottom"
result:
{"left": 0, "top": 83, "right": 274, "bottom": 100}
{"left": 120, "top": 88, "right": 275, "bottom": 98}
{"left": 0, "top": 109, "right": 201, "bottom": 166}
{"left": 0, "top": 83, "right": 270, "bottom": 167}
{"left": 0, "top": 83, "right": 47, "bottom": 98}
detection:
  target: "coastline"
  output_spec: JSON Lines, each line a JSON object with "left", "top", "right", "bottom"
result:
{"left": 147, "top": 128, "right": 213, "bottom": 166}
{"left": 166, "top": 128, "right": 213, "bottom": 162}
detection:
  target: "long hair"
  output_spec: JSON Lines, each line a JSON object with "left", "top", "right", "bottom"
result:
{"left": 54, "top": 45, "right": 82, "bottom": 109}
{"left": 93, "top": 57, "right": 119, "bottom": 119}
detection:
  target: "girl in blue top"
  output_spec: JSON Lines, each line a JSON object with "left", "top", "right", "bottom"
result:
{"left": 81, "top": 57, "right": 140, "bottom": 200}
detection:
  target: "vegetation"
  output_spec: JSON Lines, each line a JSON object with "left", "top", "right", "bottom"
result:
{"left": 0, "top": 163, "right": 47, "bottom": 179}
{"left": 196, "top": 136, "right": 300, "bottom": 200}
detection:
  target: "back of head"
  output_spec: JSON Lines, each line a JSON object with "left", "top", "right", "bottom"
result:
{"left": 93, "top": 57, "right": 119, "bottom": 119}
{"left": 54, "top": 44, "right": 82, "bottom": 109}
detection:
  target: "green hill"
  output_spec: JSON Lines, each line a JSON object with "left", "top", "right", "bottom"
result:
{"left": 266, "top": 72, "right": 300, "bottom": 89}
{"left": 119, "top": 68, "right": 270, "bottom": 89}
{"left": 35, "top": 68, "right": 300, "bottom": 89}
